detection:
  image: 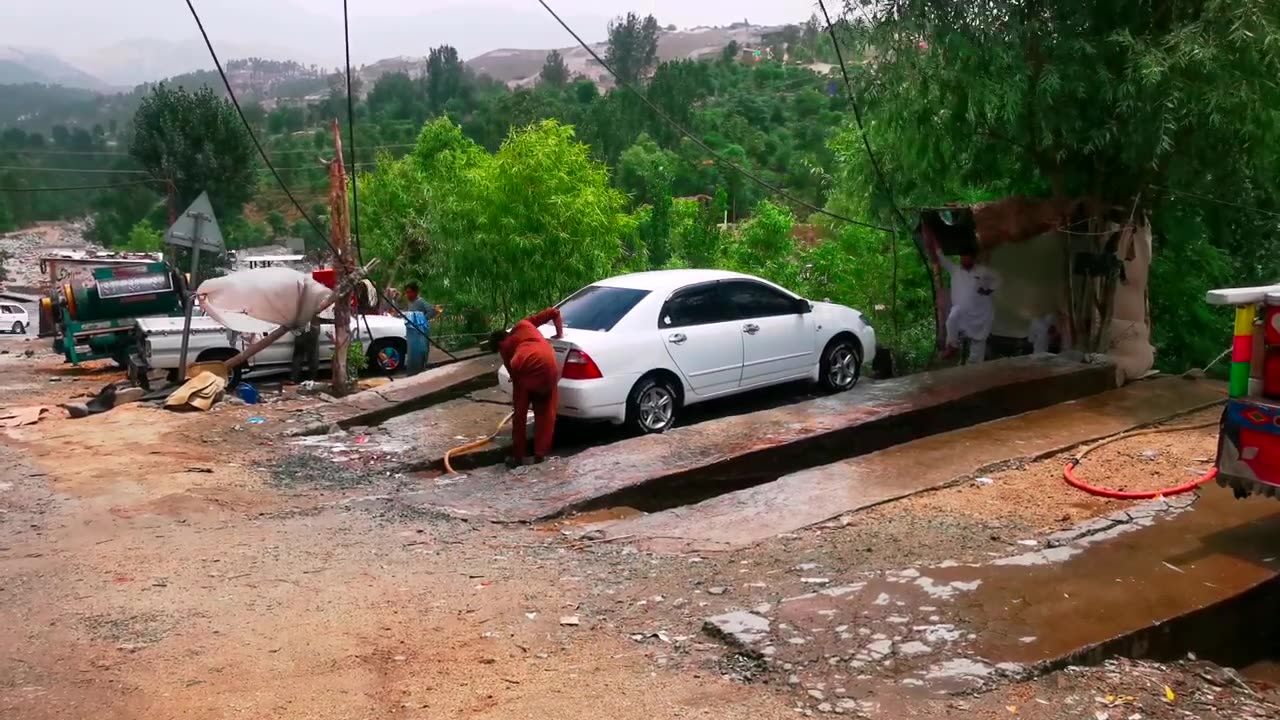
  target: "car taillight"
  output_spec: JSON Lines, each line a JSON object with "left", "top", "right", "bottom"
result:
{"left": 562, "top": 349, "right": 603, "bottom": 380}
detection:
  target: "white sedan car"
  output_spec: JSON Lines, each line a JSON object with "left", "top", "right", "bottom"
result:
{"left": 498, "top": 269, "right": 876, "bottom": 434}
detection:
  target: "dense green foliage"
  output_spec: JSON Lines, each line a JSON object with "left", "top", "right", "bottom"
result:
{"left": 130, "top": 85, "right": 257, "bottom": 219}
{"left": 831, "top": 0, "right": 1280, "bottom": 370}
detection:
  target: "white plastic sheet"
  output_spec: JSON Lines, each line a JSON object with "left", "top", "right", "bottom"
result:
{"left": 196, "top": 267, "right": 331, "bottom": 335}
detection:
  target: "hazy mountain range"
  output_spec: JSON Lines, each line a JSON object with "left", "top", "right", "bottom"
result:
{"left": 0, "top": 0, "right": 820, "bottom": 89}
{"left": 0, "top": 23, "right": 784, "bottom": 98}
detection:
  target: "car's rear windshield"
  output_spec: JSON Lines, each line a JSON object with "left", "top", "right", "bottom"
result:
{"left": 557, "top": 285, "right": 651, "bottom": 332}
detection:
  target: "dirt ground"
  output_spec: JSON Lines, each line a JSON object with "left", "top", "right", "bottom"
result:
{"left": 1, "top": 334, "right": 1275, "bottom": 720}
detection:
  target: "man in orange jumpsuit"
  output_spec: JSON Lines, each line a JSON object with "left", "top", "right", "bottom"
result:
{"left": 490, "top": 307, "right": 563, "bottom": 467}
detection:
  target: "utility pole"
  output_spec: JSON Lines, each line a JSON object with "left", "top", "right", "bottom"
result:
{"left": 327, "top": 119, "right": 353, "bottom": 396}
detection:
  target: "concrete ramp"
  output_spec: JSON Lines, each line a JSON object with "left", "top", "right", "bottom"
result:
{"left": 291, "top": 352, "right": 500, "bottom": 435}
{"left": 604, "top": 376, "right": 1226, "bottom": 551}
{"left": 402, "top": 355, "right": 1116, "bottom": 522}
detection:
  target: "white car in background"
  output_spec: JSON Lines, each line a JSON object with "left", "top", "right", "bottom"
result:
{"left": 498, "top": 269, "right": 876, "bottom": 434}
{"left": 1, "top": 302, "right": 29, "bottom": 334}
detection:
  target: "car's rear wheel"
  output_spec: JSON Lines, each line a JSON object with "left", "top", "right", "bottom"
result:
{"left": 820, "top": 336, "right": 862, "bottom": 392}
{"left": 11, "top": 321, "right": 23, "bottom": 334}
{"left": 626, "top": 375, "right": 679, "bottom": 435}
{"left": 195, "top": 348, "right": 244, "bottom": 388}
{"left": 368, "top": 338, "right": 407, "bottom": 375}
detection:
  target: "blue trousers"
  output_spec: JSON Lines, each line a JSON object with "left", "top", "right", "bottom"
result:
{"left": 404, "top": 312, "right": 429, "bottom": 376}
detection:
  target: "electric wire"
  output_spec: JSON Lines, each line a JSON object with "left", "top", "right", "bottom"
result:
{"left": 181, "top": 0, "right": 455, "bottom": 364}
{"left": 0, "top": 178, "right": 164, "bottom": 192}
{"left": 533, "top": 0, "right": 892, "bottom": 233}
{"left": 342, "top": 0, "right": 378, "bottom": 355}
{"left": 817, "top": 0, "right": 918, "bottom": 346}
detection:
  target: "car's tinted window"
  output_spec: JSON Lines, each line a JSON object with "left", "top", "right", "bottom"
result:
{"left": 660, "top": 284, "right": 735, "bottom": 328}
{"left": 0, "top": 305, "right": 14, "bottom": 313}
{"left": 557, "top": 285, "right": 650, "bottom": 332}
{"left": 723, "top": 280, "right": 797, "bottom": 319}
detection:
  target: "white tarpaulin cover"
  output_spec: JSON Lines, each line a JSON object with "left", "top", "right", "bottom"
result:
{"left": 196, "top": 267, "right": 331, "bottom": 335}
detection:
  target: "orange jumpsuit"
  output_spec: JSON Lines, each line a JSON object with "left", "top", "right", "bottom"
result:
{"left": 499, "top": 308, "right": 563, "bottom": 460}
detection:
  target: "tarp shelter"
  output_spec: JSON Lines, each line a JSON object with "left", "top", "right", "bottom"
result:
{"left": 916, "top": 196, "right": 1153, "bottom": 385}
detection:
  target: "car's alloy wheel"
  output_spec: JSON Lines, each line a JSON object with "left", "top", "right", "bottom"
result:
{"left": 627, "top": 377, "right": 678, "bottom": 434}
{"left": 821, "top": 339, "right": 861, "bottom": 392}
{"left": 11, "top": 322, "right": 22, "bottom": 334}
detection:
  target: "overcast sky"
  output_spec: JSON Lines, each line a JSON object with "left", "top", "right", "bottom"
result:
{"left": 4, "top": 0, "right": 820, "bottom": 74}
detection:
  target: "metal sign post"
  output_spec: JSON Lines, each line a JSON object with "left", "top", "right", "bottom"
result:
{"left": 164, "top": 192, "right": 226, "bottom": 382}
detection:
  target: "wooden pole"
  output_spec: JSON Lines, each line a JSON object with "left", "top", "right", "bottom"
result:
{"left": 328, "top": 119, "right": 353, "bottom": 396}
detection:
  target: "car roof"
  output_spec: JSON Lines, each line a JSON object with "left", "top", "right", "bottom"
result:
{"left": 592, "top": 269, "right": 755, "bottom": 294}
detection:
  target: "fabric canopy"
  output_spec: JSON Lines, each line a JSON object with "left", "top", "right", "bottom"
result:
{"left": 196, "top": 267, "right": 331, "bottom": 335}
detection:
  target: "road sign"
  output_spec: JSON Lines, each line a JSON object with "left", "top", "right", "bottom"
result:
{"left": 164, "top": 192, "right": 225, "bottom": 254}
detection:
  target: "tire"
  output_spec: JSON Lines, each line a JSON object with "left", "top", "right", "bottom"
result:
{"left": 819, "top": 337, "right": 862, "bottom": 393}
{"left": 368, "top": 338, "right": 407, "bottom": 376}
{"left": 625, "top": 375, "right": 679, "bottom": 435}
{"left": 10, "top": 322, "right": 22, "bottom": 334}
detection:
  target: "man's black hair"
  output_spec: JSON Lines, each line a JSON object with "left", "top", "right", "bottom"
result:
{"left": 405, "top": 281, "right": 420, "bottom": 293}
{"left": 488, "top": 329, "right": 509, "bottom": 351}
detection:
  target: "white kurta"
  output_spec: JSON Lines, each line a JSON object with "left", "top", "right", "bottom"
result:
{"left": 939, "top": 256, "right": 1001, "bottom": 363}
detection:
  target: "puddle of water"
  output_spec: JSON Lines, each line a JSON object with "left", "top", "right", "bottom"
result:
{"left": 537, "top": 506, "right": 646, "bottom": 534}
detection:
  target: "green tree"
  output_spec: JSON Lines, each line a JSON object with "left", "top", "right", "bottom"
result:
{"left": 368, "top": 72, "right": 423, "bottom": 122}
{"left": 123, "top": 220, "right": 164, "bottom": 252}
{"left": 617, "top": 133, "right": 678, "bottom": 206}
{"left": 539, "top": 50, "right": 571, "bottom": 89}
{"left": 606, "top": 12, "right": 660, "bottom": 85}
{"left": 360, "top": 118, "right": 637, "bottom": 327}
{"left": 829, "top": 0, "right": 1280, "bottom": 369}
{"left": 130, "top": 85, "right": 256, "bottom": 220}
{"left": 425, "top": 45, "right": 467, "bottom": 113}
{"left": 266, "top": 210, "right": 288, "bottom": 237}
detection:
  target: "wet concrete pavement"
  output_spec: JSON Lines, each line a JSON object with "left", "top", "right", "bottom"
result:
{"left": 399, "top": 355, "right": 1116, "bottom": 522}
{"left": 702, "top": 487, "right": 1280, "bottom": 709}
{"left": 600, "top": 376, "right": 1226, "bottom": 552}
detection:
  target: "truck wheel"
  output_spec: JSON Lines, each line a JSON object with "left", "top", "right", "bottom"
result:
{"left": 368, "top": 338, "right": 407, "bottom": 376}
{"left": 194, "top": 349, "right": 244, "bottom": 387}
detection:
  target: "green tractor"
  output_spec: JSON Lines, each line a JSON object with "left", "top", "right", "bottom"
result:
{"left": 46, "top": 262, "right": 187, "bottom": 366}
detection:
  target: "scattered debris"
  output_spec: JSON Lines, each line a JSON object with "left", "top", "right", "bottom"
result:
{"left": 559, "top": 615, "right": 580, "bottom": 627}
{"left": 0, "top": 405, "right": 50, "bottom": 427}
{"left": 704, "top": 611, "right": 770, "bottom": 647}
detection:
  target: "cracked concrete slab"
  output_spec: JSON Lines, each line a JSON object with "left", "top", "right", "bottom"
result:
{"left": 289, "top": 352, "right": 500, "bottom": 435}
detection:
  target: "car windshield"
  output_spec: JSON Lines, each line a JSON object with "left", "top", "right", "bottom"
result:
{"left": 557, "top": 285, "right": 650, "bottom": 332}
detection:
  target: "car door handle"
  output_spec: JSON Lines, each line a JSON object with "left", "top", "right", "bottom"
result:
{"left": 742, "top": 323, "right": 760, "bottom": 335}
{"left": 667, "top": 333, "right": 687, "bottom": 345}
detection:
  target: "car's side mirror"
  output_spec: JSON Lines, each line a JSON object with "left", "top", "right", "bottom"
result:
{"left": 795, "top": 299, "right": 813, "bottom": 314}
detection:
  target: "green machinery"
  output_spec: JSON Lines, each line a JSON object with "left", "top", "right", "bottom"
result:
{"left": 46, "top": 262, "right": 187, "bottom": 365}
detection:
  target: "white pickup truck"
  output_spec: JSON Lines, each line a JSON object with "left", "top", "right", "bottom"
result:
{"left": 128, "top": 313, "right": 410, "bottom": 386}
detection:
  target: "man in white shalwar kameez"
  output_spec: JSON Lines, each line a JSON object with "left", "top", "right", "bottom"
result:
{"left": 929, "top": 240, "right": 1001, "bottom": 364}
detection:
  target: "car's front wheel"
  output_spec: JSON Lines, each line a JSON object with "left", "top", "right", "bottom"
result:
{"left": 626, "top": 375, "right": 679, "bottom": 435}
{"left": 820, "top": 337, "right": 862, "bottom": 392}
